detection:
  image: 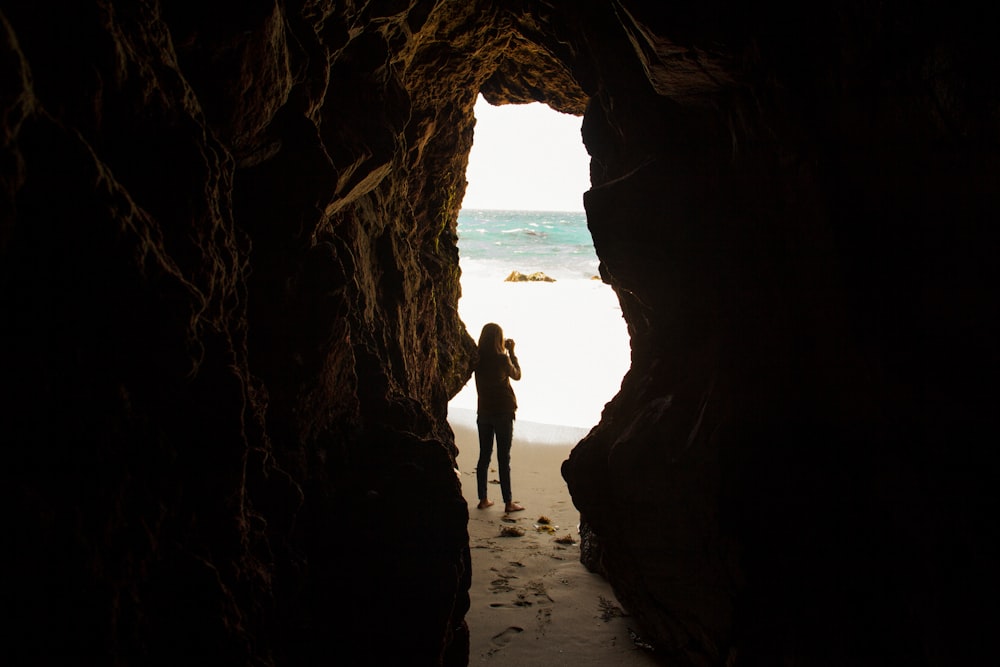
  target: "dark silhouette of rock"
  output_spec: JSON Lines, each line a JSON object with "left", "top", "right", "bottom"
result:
{"left": 1, "top": 1, "right": 997, "bottom": 665}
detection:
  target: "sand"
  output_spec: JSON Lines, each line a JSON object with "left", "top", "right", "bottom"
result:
{"left": 451, "top": 414, "right": 663, "bottom": 666}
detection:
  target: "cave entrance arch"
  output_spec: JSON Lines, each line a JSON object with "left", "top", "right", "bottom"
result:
{"left": 447, "top": 95, "right": 631, "bottom": 445}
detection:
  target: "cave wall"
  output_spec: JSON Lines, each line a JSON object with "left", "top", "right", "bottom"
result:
{"left": 563, "top": 2, "right": 999, "bottom": 665}
{"left": 0, "top": 1, "right": 494, "bottom": 663}
{"left": 1, "top": 1, "right": 997, "bottom": 665}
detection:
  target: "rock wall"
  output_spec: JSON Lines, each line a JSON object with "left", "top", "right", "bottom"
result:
{"left": 1, "top": 2, "right": 492, "bottom": 663}
{"left": 564, "top": 3, "right": 999, "bottom": 665}
{"left": 1, "top": 1, "right": 996, "bottom": 665}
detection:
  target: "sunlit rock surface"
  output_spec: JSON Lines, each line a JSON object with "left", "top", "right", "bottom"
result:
{"left": 1, "top": 1, "right": 996, "bottom": 665}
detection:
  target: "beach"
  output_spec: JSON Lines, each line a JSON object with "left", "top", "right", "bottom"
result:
{"left": 451, "top": 416, "right": 662, "bottom": 666}
{"left": 448, "top": 237, "right": 651, "bottom": 663}
{"left": 447, "top": 209, "right": 649, "bottom": 663}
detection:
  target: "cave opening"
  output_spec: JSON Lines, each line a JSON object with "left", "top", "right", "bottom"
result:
{"left": 447, "top": 94, "right": 631, "bottom": 442}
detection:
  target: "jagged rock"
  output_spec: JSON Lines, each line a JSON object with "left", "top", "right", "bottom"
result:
{"left": 1, "top": 1, "right": 997, "bottom": 665}
{"left": 504, "top": 270, "right": 556, "bottom": 282}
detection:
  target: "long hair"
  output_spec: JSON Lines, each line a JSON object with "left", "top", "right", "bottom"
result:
{"left": 478, "top": 322, "right": 505, "bottom": 356}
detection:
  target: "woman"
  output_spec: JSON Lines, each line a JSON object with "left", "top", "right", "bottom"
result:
{"left": 474, "top": 322, "right": 524, "bottom": 512}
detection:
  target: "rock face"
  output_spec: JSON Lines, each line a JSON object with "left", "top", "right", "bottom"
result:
{"left": 1, "top": 1, "right": 996, "bottom": 665}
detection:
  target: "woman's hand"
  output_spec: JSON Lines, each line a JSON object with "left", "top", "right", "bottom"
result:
{"left": 504, "top": 338, "right": 515, "bottom": 353}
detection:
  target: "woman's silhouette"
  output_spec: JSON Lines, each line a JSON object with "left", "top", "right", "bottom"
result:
{"left": 474, "top": 322, "right": 524, "bottom": 512}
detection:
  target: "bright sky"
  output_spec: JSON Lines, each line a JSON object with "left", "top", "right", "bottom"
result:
{"left": 461, "top": 95, "right": 591, "bottom": 212}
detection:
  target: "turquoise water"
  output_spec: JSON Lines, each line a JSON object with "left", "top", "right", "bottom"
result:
{"left": 456, "top": 209, "right": 599, "bottom": 281}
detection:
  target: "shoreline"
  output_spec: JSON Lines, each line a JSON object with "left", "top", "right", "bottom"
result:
{"left": 448, "top": 407, "right": 594, "bottom": 446}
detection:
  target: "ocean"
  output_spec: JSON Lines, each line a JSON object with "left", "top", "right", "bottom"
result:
{"left": 456, "top": 209, "right": 600, "bottom": 283}
{"left": 449, "top": 208, "right": 631, "bottom": 433}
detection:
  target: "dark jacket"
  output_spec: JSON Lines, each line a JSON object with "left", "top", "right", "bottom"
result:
{"left": 474, "top": 351, "right": 521, "bottom": 415}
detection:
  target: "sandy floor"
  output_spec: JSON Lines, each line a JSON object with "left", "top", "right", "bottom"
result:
{"left": 453, "top": 420, "right": 663, "bottom": 666}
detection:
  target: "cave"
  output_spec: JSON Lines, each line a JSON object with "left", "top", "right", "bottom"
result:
{"left": 1, "top": 1, "right": 996, "bottom": 665}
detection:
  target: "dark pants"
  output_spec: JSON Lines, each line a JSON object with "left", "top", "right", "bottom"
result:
{"left": 476, "top": 412, "right": 514, "bottom": 502}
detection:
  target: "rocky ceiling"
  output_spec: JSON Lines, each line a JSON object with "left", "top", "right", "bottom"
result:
{"left": 1, "top": 1, "right": 997, "bottom": 665}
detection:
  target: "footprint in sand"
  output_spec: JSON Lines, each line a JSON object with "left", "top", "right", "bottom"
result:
{"left": 536, "top": 607, "right": 552, "bottom": 635}
{"left": 489, "top": 566, "right": 519, "bottom": 594}
{"left": 490, "top": 575, "right": 515, "bottom": 593}
{"left": 490, "top": 626, "right": 524, "bottom": 647}
{"left": 489, "top": 579, "right": 553, "bottom": 609}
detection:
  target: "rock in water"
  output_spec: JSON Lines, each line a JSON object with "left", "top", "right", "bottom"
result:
{"left": 505, "top": 270, "right": 556, "bottom": 282}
